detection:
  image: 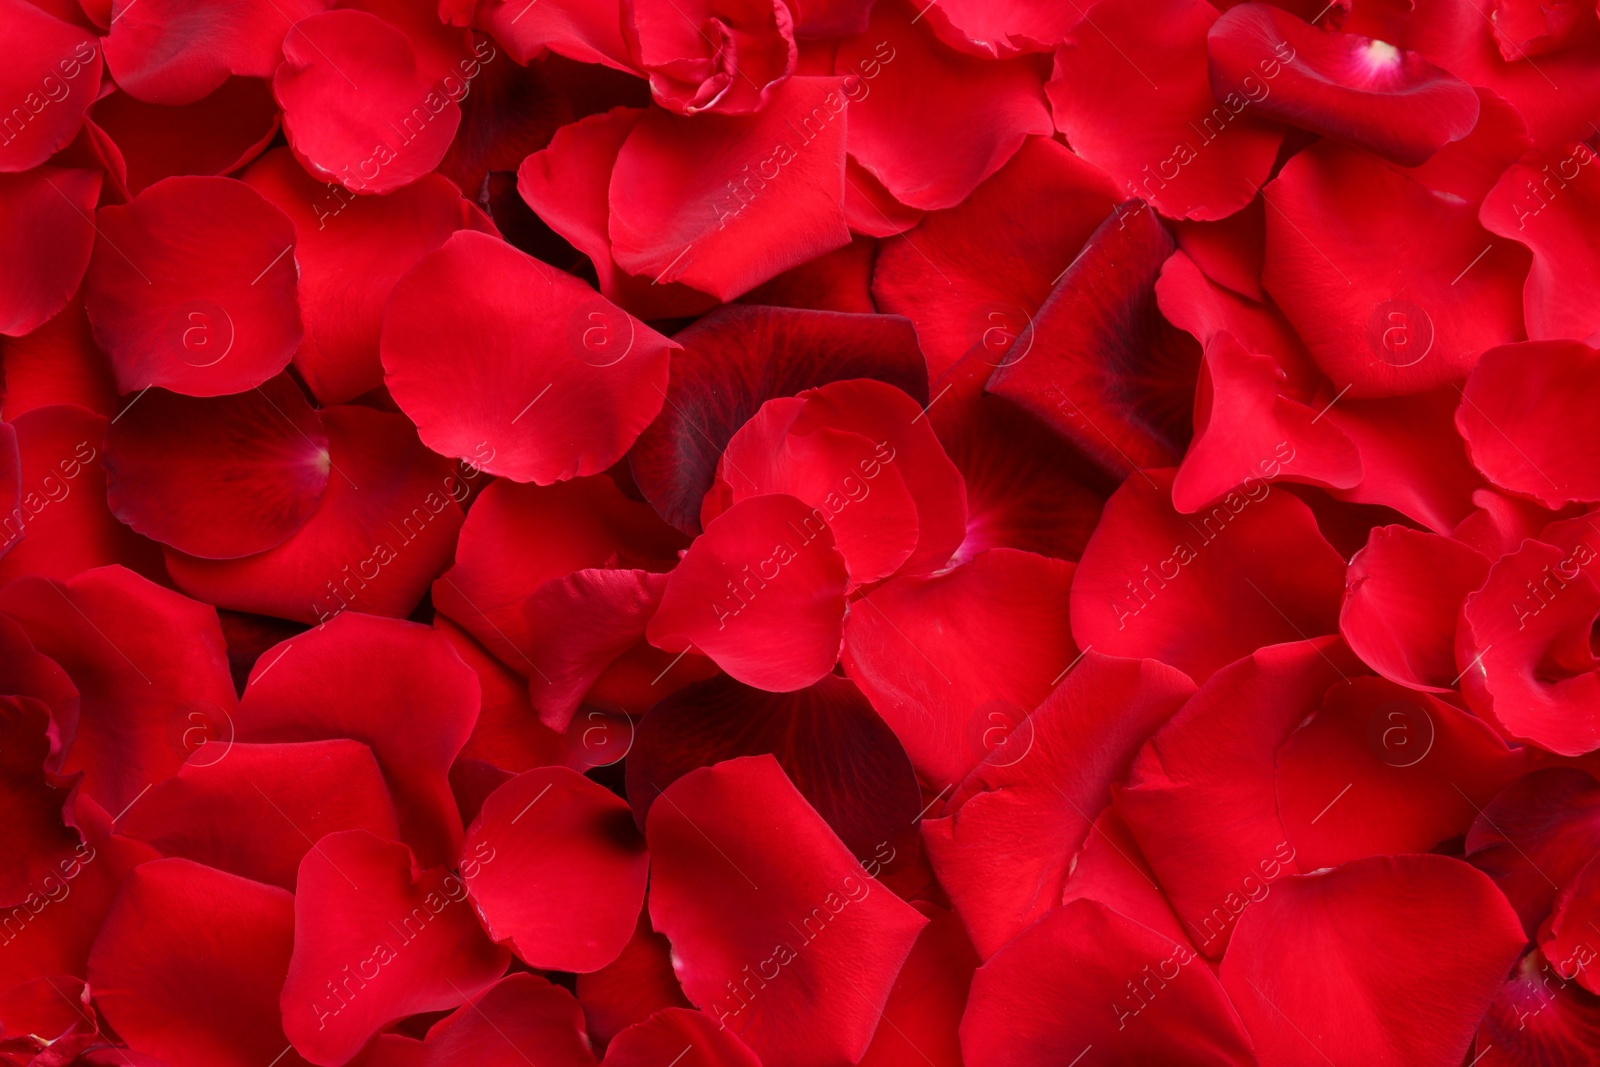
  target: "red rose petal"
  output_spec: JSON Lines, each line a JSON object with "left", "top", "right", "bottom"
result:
{"left": 646, "top": 755, "right": 928, "bottom": 1067}
{"left": 626, "top": 673, "right": 921, "bottom": 864}
{"left": 835, "top": 2, "right": 1053, "bottom": 212}
{"left": 0, "top": 566, "right": 236, "bottom": 817}
{"left": 962, "top": 899, "right": 1255, "bottom": 1067}
{"left": 280, "top": 830, "right": 511, "bottom": 1067}
{"left": 916, "top": 0, "right": 1081, "bottom": 57}
{"left": 87, "top": 858, "right": 308, "bottom": 1067}
{"left": 1542, "top": 855, "right": 1600, "bottom": 994}
{"left": 245, "top": 147, "right": 495, "bottom": 405}
{"left": 0, "top": 612, "right": 79, "bottom": 762}
{"left": 104, "top": 375, "right": 330, "bottom": 559}
{"left": 1459, "top": 341, "right": 1600, "bottom": 508}
{"left": 462, "top": 766, "right": 647, "bottom": 972}
{"left": 275, "top": 9, "right": 464, "bottom": 195}
{"left": 1340, "top": 524, "right": 1490, "bottom": 690}
{"left": 1060, "top": 806, "right": 1193, "bottom": 946}
{"left": 986, "top": 205, "right": 1201, "bottom": 479}
{"left": 1208, "top": 4, "right": 1479, "bottom": 166}
{"left": 1402, "top": 86, "right": 1532, "bottom": 202}
{"left": 433, "top": 474, "right": 684, "bottom": 677}
{"left": 630, "top": 304, "right": 927, "bottom": 534}
{"left": 1220, "top": 854, "right": 1526, "bottom": 1067}
{"left": 609, "top": 76, "right": 852, "bottom": 300}
{"left": 604, "top": 1007, "right": 761, "bottom": 1067}
{"left": 0, "top": 696, "right": 78, "bottom": 903}
{"left": 165, "top": 405, "right": 465, "bottom": 625}
{"left": 1049, "top": 0, "right": 1284, "bottom": 220}
{"left": 1071, "top": 468, "right": 1345, "bottom": 682}
{"left": 104, "top": 0, "right": 325, "bottom": 104}
{"left": 365, "top": 973, "right": 598, "bottom": 1067}
{"left": 857, "top": 903, "right": 976, "bottom": 1067}
{"left": 84, "top": 175, "right": 303, "bottom": 396}
{"left": 843, "top": 547, "right": 1077, "bottom": 786}
{"left": 473, "top": 0, "right": 632, "bottom": 68}
{"left": 576, "top": 911, "right": 692, "bottom": 1047}
{"left": 0, "top": 167, "right": 100, "bottom": 338}
{"left": 871, "top": 136, "right": 1117, "bottom": 379}
{"left": 117, "top": 740, "right": 400, "bottom": 891}
{"left": 0, "top": 294, "right": 118, "bottom": 420}
{"left": 1116, "top": 637, "right": 1361, "bottom": 956}
{"left": 0, "top": 0, "right": 101, "bottom": 171}
{"left": 1467, "top": 768, "right": 1600, "bottom": 937}
{"left": 648, "top": 494, "right": 848, "bottom": 691}
{"left": 628, "top": 0, "right": 796, "bottom": 115}
{"left": 1476, "top": 948, "right": 1600, "bottom": 1067}
{"left": 383, "top": 230, "right": 673, "bottom": 484}
{"left": 1261, "top": 140, "right": 1528, "bottom": 397}
{"left": 91, "top": 79, "right": 280, "bottom": 195}
{"left": 921, "top": 653, "right": 1195, "bottom": 958}
{"left": 1460, "top": 538, "right": 1600, "bottom": 755}
{"left": 236, "top": 613, "right": 479, "bottom": 866}
{"left": 437, "top": 616, "right": 567, "bottom": 774}
{"left": 1275, "top": 677, "right": 1528, "bottom": 870}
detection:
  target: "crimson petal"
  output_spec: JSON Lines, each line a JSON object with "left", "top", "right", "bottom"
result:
{"left": 603, "top": 1008, "right": 761, "bottom": 1067}
{"left": 1476, "top": 948, "right": 1600, "bottom": 1067}
{"left": 0, "top": 167, "right": 100, "bottom": 338}
{"left": 104, "top": 0, "right": 326, "bottom": 104}
{"left": 91, "top": 79, "right": 279, "bottom": 195}
{"left": 1466, "top": 768, "right": 1600, "bottom": 937}
{"left": 365, "top": 974, "right": 598, "bottom": 1067}
{"left": 0, "top": 0, "right": 102, "bottom": 171}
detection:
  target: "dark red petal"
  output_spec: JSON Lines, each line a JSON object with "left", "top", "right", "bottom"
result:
{"left": 0, "top": 973, "right": 95, "bottom": 1057}
{"left": 922, "top": 653, "right": 1195, "bottom": 958}
{"left": 0, "top": 696, "right": 78, "bottom": 903}
{"left": 604, "top": 1008, "right": 759, "bottom": 1067}
{"left": 916, "top": 0, "right": 1081, "bottom": 57}
{"left": 1476, "top": 948, "right": 1600, "bottom": 1067}
{"left": 1460, "top": 538, "right": 1600, "bottom": 756}
{"left": 843, "top": 547, "right": 1077, "bottom": 786}
{"left": 786, "top": 0, "right": 873, "bottom": 36}
{"left": 88, "top": 859, "right": 306, "bottom": 1067}
{"left": 575, "top": 911, "right": 692, "bottom": 1047}
{"left": 709, "top": 403, "right": 918, "bottom": 585}
{"left": 1071, "top": 468, "right": 1346, "bottom": 683}
{"left": 646, "top": 755, "right": 928, "bottom": 1067}
{"left": 0, "top": 404, "right": 164, "bottom": 587}
{"left": 0, "top": 612, "right": 79, "bottom": 763}
{"left": 834, "top": 2, "right": 1052, "bottom": 212}
{"left": 236, "top": 613, "right": 478, "bottom": 866}
{"left": 630, "top": 304, "right": 927, "bottom": 534}
{"left": 1116, "top": 637, "right": 1362, "bottom": 956}
{"left": 739, "top": 233, "right": 878, "bottom": 315}
{"left": 1208, "top": 4, "right": 1479, "bottom": 166}
{"left": 1482, "top": 144, "right": 1600, "bottom": 343}
{"left": 1261, "top": 140, "right": 1528, "bottom": 398}
{"left": 857, "top": 903, "right": 976, "bottom": 1067}
{"left": 366, "top": 973, "right": 598, "bottom": 1067}
{"left": 1276, "top": 678, "right": 1529, "bottom": 870}
{"left": 0, "top": 167, "right": 99, "bottom": 338}
{"left": 104, "top": 0, "right": 324, "bottom": 103}
{"left": 0, "top": 294, "right": 118, "bottom": 420}
{"left": 437, "top": 616, "right": 567, "bottom": 773}
{"left": 0, "top": 0, "right": 101, "bottom": 171}
{"left": 1543, "top": 855, "right": 1600, "bottom": 994}
{"left": 280, "top": 830, "right": 511, "bottom": 1067}
{"left": 986, "top": 205, "right": 1200, "bottom": 479}
{"left": 1467, "top": 768, "right": 1600, "bottom": 937}
{"left": 1060, "top": 806, "right": 1192, "bottom": 946}
{"left": 117, "top": 740, "right": 399, "bottom": 891}
{"left": 962, "top": 899, "right": 1256, "bottom": 1067}
{"left": 275, "top": 9, "right": 462, "bottom": 195}
{"left": 1402, "top": 86, "right": 1532, "bottom": 202}
{"left": 462, "top": 766, "right": 647, "bottom": 972}
{"left": 383, "top": 230, "right": 672, "bottom": 484}
{"left": 91, "top": 79, "right": 279, "bottom": 195}
{"left": 609, "top": 76, "right": 852, "bottom": 301}
{"left": 629, "top": 0, "right": 795, "bottom": 116}
{"left": 841, "top": 157, "right": 924, "bottom": 237}
{"left": 648, "top": 494, "right": 848, "bottom": 692}
{"left": 0, "top": 566, "right": 236, "bottom": 817}
{"left": 1172, "top": 330, "right": 1362, "bottom": 512}
{"left": 244, "top": 147, "right": 495, "bottom": 405}
{"left": 104, "top": 376, "right": 329, "bottom": 559}
{"left": 928, "top": 349, "right": 1116, "bottom": 563}
{"left": 473, "top": 0, "right": 632, "bottom": 68}
{"left": 1049, "top": 0, "right": 1284, "bottom": 220}
{"left": 84, "top": 175, "right": 302, "bottom": 396}
{"left": 1220, "top": 855, "right": 1526, "bottom": 1067}
{"left": 433, "top": 474, "right": 684, "bottom": 678}
{"left": 870, "top": 136, "right": 1118, "bottom": 378}
{"left": 165, "top": 405, "right": 464, "bottom": 625}
{"left": 1459, "top": 341, "right": 1600, "bottom": 508}
{"left": 626, "top": 673, "right": 921, "bottom": 865}
{"left": 1341, "top": 525, "right": 1489, "bottom": 690}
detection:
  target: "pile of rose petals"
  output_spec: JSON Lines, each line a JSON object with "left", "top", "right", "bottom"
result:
{"left": 6, "top": 0, "right": 1600, "bottom": 1064}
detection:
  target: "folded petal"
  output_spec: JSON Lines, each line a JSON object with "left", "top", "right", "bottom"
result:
{"left": 1542, "top": 854, "right": 1600, "bottom": 994}
{"left": 1467, "top": 768, "right": 1600, "bottom": 937}
{"left": 843, "top": 547, "right": 1078, "bottom": 786}
{"left": 83, "top": 176, "right": 303, "bottom": 396}
{"left": 1476, "top": 948, "right": 1600, "bottom": 1067}
{"left": 462, "top": 766, "right": 647, "bottom": 972}
{"left": 1071, "top": 468, "right": 1345, "bottom": 682}
{"left": 365, "top": 973, "right": 598, "bottom": 1067}
{"left": 645, "top": 755, "right": 928, "bottom": 1067}
{"left": 236, "top": 613, "right": 479, "bottom": 866}
{"left": 0, "top": 167, "right": 100, "bottom": 338}
{"left": 647, "top": 494, "right": 849, "bottom": 691}
{"left": 628, "top": 0, "right": 796, "bottom": 115}
{"left": 1049, "top": 0, "right": 1284, "bottom": 220}
{"left": 916, "top": 0, "right": 1081, "bottom": 57}
{"left": 1220, "top": 854, "right": 1526, "bottom": 1067}
{"left": 280, "top": 830, "right": 511, "bottom": 1066}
